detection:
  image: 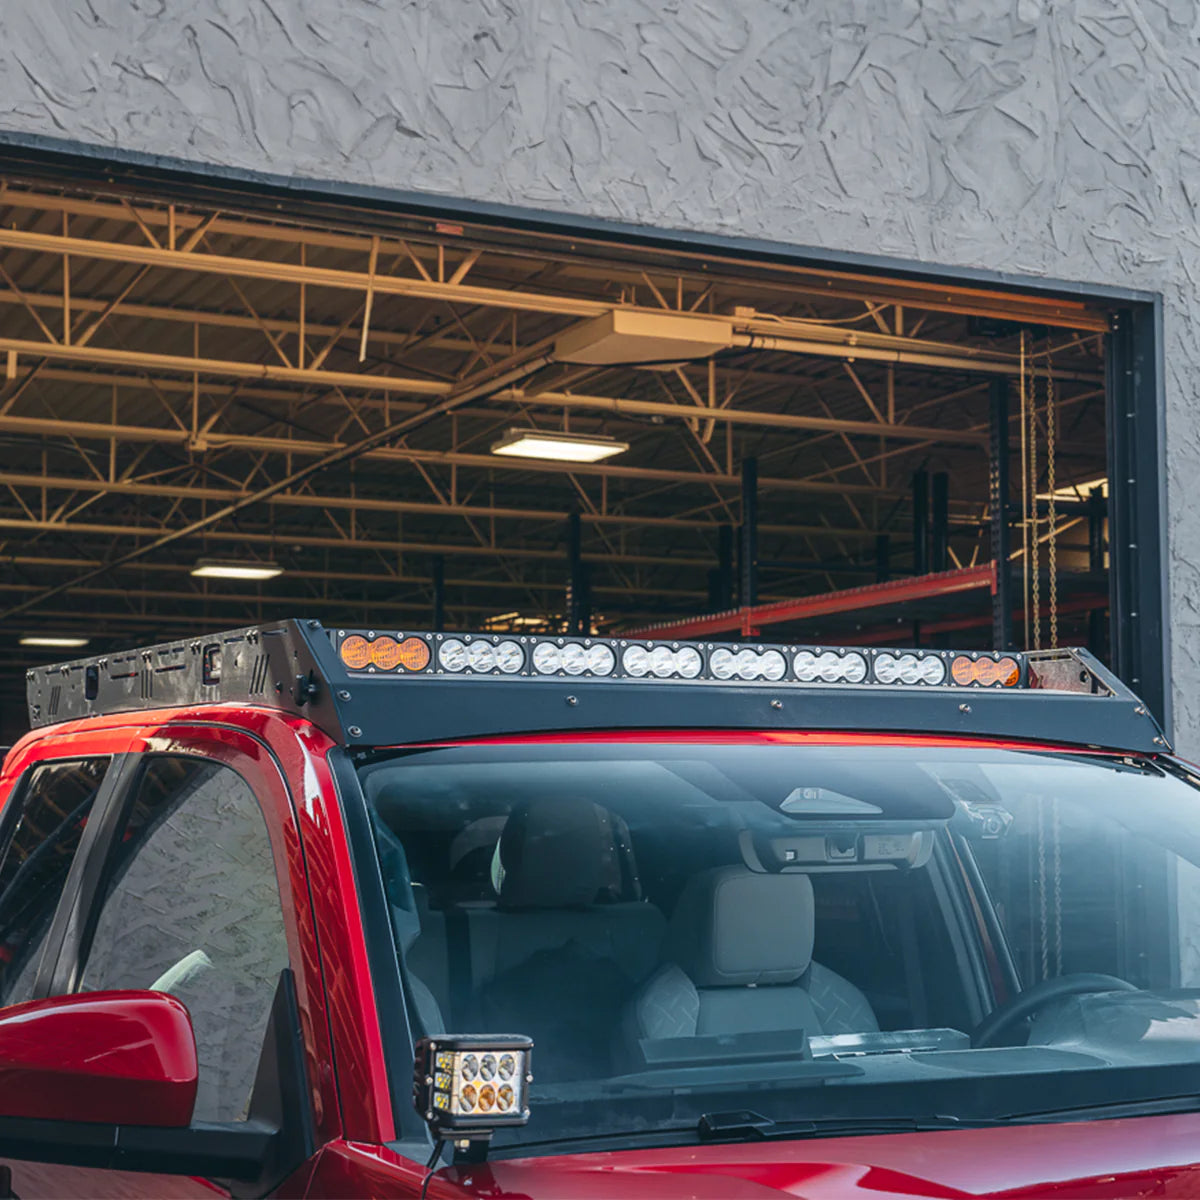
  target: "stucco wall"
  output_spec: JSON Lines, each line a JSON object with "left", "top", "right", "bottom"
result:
{"left": 1, "top": 1, "right": 1197, "bottom": 744}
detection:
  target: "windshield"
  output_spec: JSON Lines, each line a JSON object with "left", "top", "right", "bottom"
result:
{"left": 358, "top": 737, "right": 1200, "bottom": 1151}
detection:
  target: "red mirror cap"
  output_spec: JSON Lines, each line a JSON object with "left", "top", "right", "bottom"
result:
{"left": 0, "top": 990, "right": 198, "bottom": 1127}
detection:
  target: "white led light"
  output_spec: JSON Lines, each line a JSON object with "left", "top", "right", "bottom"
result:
{"left": 760, "top": 650, "right": 787, "bottom": 681}
{"left": 649, "top": 646, "right": 676, "bottom": 678}
{"left": 532, "top": 642, "right": 562, "bottom": 674}
{"left": 841, "top": 652, "right": 868, "bottom": 684}
{"left": 675, "top": 646, "right": 703, "bottom": 679}
{"left": 560, "top": 643, "right": 587, "bottom": 676}
{"left": 585, "top": 643, "right": 616, "bottom": 676}
{"left": 897, "top": 653, "right": 922, "bottom": 685}
{"left": 734, "top": 648, "right": 761, "bottom": 680}
{"left": 710, "top": 648, "right": 737, "bottom": 679}
{"left": 467, "top": 641, "right": 497, "bottom": 672}
{"left": 919, "top": 656, "right": 948, "bottom": 685}
{"left": 874, "top": 653, "right": 900, "bottom": 684}
{"left": 438, "top": 639, "right": 468, "bottom": 672}
{"left": 495, "top": 641, "right": 524, "bottom": 674}
{"left": 817, "top": 650, "right": 842, "bottom": 683}
{"left": 622, "top": 645, "right": 651, "bottom": 677}
{"left": 793, "top": 650, "right": 820, "bottom": 682}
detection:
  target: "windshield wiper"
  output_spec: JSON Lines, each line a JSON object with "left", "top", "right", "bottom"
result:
{"left": 698, "top": 1094, "right": 1200, "bottom": 1142}
{"left": 696, "top": 1109, "right": 1006, "bottom": 1142}
{"left": 1007, "top": 1094, "right": 1200, "bottom": 1123}
{"left": 509, "top": 1098, "right": 1192, "bottom": 1160}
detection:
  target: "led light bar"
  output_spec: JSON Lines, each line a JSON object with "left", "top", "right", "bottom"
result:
{"left": 332, "top": 629, "right": 1028, "bottom": 691}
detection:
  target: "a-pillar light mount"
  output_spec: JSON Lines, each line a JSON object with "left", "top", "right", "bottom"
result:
{"left": 414, "top": 1034, "right": 533, "bottom": 1160}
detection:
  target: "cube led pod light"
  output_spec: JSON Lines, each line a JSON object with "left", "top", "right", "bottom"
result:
{"left": 413, "top": 1034, "right": 533, "bottom": 1144}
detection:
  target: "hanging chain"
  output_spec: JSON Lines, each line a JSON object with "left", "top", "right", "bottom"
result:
{"left": 1037, "top": 797, "right": 1049, "bottom": 981}
{"left": 1045, "top": 343, "right": 1059, "bottom": 649}
{"left": 1029, "top": 338, "right": 1041, "bottom": 650}
{"left": 1019, "top": 331, "right": 1031, "bottom": 649}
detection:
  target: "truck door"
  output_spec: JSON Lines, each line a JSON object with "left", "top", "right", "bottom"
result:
{"left": 0, "top": 732, "right": 323, "bottom": 1198}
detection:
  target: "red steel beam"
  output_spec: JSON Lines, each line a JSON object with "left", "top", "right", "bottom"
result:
{"left": 627, "top": 563, "right": 997, "bottom": 640}
{"left": 852, "top": 592, "right": 1108, "bottom": 645}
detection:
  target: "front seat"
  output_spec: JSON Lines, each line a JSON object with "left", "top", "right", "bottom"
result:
{"left": 623, "top": 866, "right": 877, "bottom": 1052}
{"left": 476, "top": 796, "right": 665, "bottom": 1079}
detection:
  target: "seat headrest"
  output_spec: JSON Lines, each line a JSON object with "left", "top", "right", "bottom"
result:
{"left": 667, "top": 866, "right": 814, "bottom": 986}
{"left": 495, "top": 797, "right": 619, "bottom": 909}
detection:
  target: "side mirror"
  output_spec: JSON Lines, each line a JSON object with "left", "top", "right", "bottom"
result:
{"left": 0, "top": 990, "right": 197, "bottom": 1127}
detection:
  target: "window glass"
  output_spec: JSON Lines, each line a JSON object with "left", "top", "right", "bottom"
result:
{"left": 964, "top": 759, "right": 1191, "bottom": 989}
{"left": 0, "top": 758, "right": 107, "bottom": 1006}
{"left": 358, "top": 742, "right": 1200, "bottom": 1153}
{"left": 78, "top": 757, "right": 288, "bottom": 1123}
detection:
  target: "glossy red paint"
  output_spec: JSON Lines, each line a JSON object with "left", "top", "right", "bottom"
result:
{"left": 401, "top": 728, "right": 1099, "bottom": 754}
{"left": 309, "top": 1114, "right": 1200, "bottom": 1199}
{"left": 0, "top": 990, "right": 197, "bottom": 1126}
{"left": 266, "top": 715, "right": 396, "bottom": 1145}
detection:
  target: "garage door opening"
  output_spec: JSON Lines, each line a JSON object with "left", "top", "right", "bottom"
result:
{"left": 0, "top": 159, "right": 1164, "bottom": 740}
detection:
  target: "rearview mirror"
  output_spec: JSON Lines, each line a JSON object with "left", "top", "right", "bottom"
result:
{"left": 0, "top": 990, "right": 197, "bottom": 1127}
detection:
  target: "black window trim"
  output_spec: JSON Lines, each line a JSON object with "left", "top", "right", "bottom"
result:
{"left": 327, "top": 748, "right": 427, "bottom": 1151}
{"left": 34, "top": 752, "right": 142, "bottom": 1000}
{"left": 0, "top": 751, "right": 133, "bottom": 1006}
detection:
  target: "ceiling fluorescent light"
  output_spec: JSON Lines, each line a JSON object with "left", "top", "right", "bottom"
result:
{"left": 191, "top": 559, "right": 284, "bottom": 581}
{"left": 490, "top": 429, "right": 629, "bottom": 463}
{"left": 1036, "top": 475, "right": 1107, "bottom": 502}
{"left": 19, "top": 635, "right": 90, "bottom": 648}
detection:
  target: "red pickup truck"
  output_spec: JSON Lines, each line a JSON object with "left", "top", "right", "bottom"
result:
{"left": 1, "top": 620, "right": 1199, "bottom": 1198}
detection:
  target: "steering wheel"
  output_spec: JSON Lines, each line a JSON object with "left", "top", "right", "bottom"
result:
{"left": 971, "top": 973, "right": 1137, "bottom": 1048}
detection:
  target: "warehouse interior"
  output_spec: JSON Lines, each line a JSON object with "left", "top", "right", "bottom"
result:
{"left": 0, "top": 170, "right": 1118, "bottom": 739}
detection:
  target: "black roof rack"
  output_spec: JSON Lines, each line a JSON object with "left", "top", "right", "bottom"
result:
{"left": 24, "top": 619, "right": 1170, "bottom": 754}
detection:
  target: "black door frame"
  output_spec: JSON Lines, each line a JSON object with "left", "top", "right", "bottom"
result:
{"left": 0, "top": 130, "right": 1170, "bottom": 732}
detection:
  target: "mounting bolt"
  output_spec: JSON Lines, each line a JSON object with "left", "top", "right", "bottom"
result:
{"left": 348, "top": 725, "right": 363, "bottom": 738}
{"left": 338, "top": 689, "right": 351, "bottom": 701}
{"left": 959, "top": 703, "right": 972, "bottom": 714}
{"left": 308, "top": 620, "right": 321, "bottom": 629}
{"left": 1134, "top": 705, "right": 1146, "bottom": 715}
{"left": 770, "top": 699, "right": 783, "bottom": 710}
{"left": 566, "top": 695, "right": 578, "bottom": 706}
{"left": 1153, "top": 736, "right": 1166, "bottom": 746}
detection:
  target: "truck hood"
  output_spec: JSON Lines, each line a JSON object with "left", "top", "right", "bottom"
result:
{"left": 319, "top": 1112, "right": 1200, "bottom": 1197}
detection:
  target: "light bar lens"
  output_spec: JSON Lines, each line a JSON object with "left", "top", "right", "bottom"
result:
{"left": 622, "top": 645, "right": 650, "bottom": 677}
{"left": 439, "top": 639, "right": 468, "bottom": 673}
{"left": 334, "top": 631, "right": 1026, "bottom": 692}
{"left": 586, "top": 644, "right": 616, "bottom": 675}
{"left": 795, "top": 649, "right": 869, "bottom": 684}
{"left": 468, "top": 642, "right": 496, "bottom": 672}
{"left": 495, "top": 641, "right": 524, "bottom": 674}
{"left": 951, "top": 654, "right": 1021, "bottom": 687}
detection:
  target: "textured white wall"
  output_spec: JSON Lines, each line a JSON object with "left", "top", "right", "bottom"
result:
{"left": 0, "top": 0, "right": 1196, "bottom": 742}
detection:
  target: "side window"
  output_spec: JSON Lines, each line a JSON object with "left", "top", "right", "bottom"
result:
{"left": 0, "top": 758, "right": 107, "bottom": 1007}
{"left": 77, "top": 756, "right": 289, "bottom": 1124}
